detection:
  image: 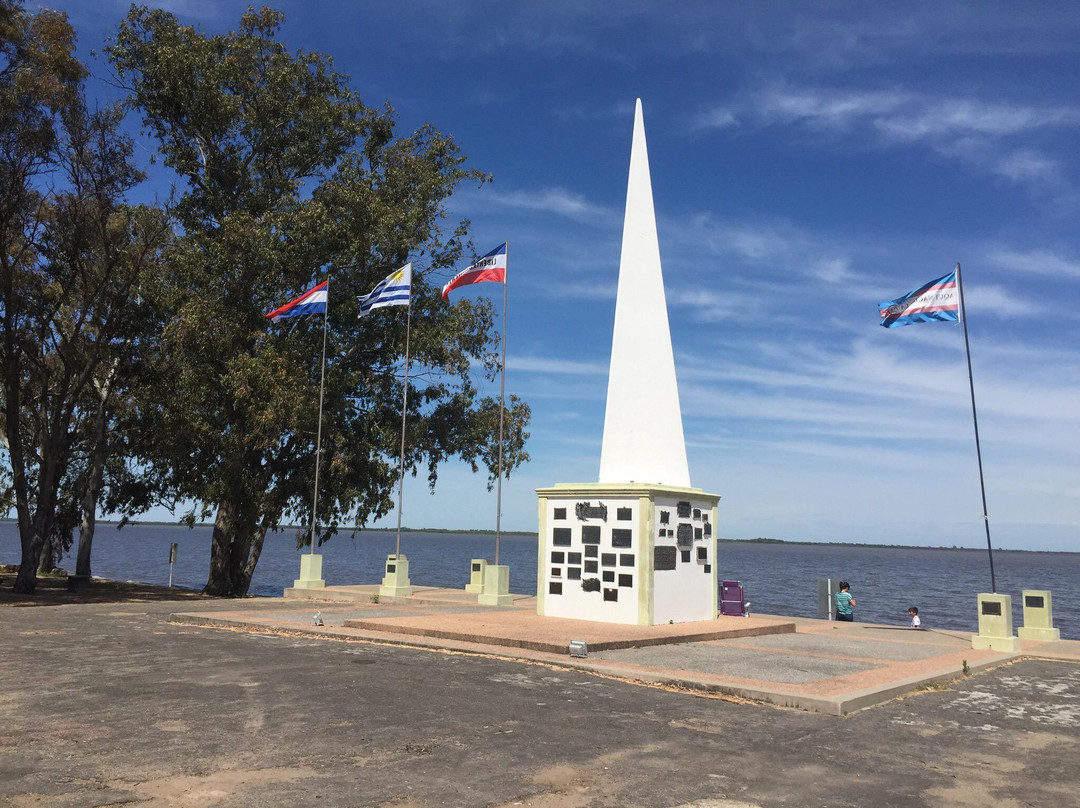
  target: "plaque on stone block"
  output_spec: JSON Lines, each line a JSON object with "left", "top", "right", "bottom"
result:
{"left": 611, "top": 529, "right": 632, "bottom": 548}
{"left": 655, "top": 546, "right": 677, "bottom": 570}
{"left": 659, "top": 510, "right": 670, "bottom": 524}
{"left": 676, "top": 523, "right": 693, "bottom": 547}
{"left": 581, "top": 577, "right": 601, "bottom": 592}
{"left": 581, "top": 525, "right": 601, "bottom": 544}
{"left": 617, "top": 507, "right": 632, "bottom": 521}
{"left": 553, "top": 527, "right": 572, "bottom": 546}
{"left": 677, "top": 501, "right": 691, "bottom": 517}
{"left": 576, "top": 502, "right": 608, "bottom": 521}
{"left": 601, "top": 553, "right": 616, "bottom": 567}
{"left": 553, "top": 507, "right": 566, "bottom": 520}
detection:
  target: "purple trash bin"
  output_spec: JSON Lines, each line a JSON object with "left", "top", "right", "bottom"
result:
{"left": 720, "top": 580, "right": 749, "bottom": 617}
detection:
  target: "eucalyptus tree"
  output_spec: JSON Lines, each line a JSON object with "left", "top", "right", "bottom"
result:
{"left": 109, "top": 6, "right": 529, "bottom": 597}
{"left": 1, "top": 0, "right": 170, "bottom": 593}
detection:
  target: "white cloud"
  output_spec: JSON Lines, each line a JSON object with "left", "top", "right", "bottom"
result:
{"left": 508, "top": 356, "right": 607, "bottom": 376}
{"left": 964, "top": 284, "right": 1039, "bottom": 318}
{"left": 986, "top": 249, "right": 1080, "bottom": 279}
{"left": 698, "top": 83, "right": 1079, "bottom": 194}
{"left": 478, "top": 187, "right": 616, "bottom": 224}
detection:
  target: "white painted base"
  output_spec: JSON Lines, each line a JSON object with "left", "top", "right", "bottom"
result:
{"left": 1017, "top": 626, "right": 1061, "bottom": 642}
{"left": 292, "top": 554, "right": 325, "bottom": 589}
{"left": 971, "top": 634, "right": 1022, "bottom": 652}
{"left": 477, "top": 564, "right": 513, "bottom": 606}
{"left": 380, "top": 554, "right": 412, "bottom": 598}
{"left": 536, "top": 482, "right": 719, "bottom": 626}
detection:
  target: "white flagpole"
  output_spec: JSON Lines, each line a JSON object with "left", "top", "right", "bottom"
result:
{"left": 309, "top": 280, "right": 329, "bottom": 555}
{"left": 394, "top": 292, "right": 413, "bottom": 558}
{"left": 955, "top": 262, "right": 997, "bottom": 593}
{"left": 495, "top": 241, "right": 508, "bottom": 566}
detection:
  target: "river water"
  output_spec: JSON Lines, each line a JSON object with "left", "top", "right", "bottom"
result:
{"left": 2, "top": 522, "right": 1077, "bottom": 639}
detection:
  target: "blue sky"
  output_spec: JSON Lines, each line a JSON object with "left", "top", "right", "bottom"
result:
{"left": 57, "top": 1, "right": 1080, "bottom": 550}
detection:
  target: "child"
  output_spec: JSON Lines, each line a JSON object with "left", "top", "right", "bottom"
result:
{"left": 834, "top": 581, "right": 855, "bottom": 621}
{"left": 908, "top": 606, "right": 921, "bottom": 629}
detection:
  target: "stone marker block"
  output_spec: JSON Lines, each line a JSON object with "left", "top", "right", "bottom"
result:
{"left": 478, "top": 564, "right": 513, "bottom": 606}
{"left": 465, "top": 558, "right": 488, "bottom": 594}
{"left": 379, "top": 554, "right": 412, "bottom": 598}
{"left": 293, "top": 554, "right": 326, "bottom": 589}
{"left": 971, "top": 593, "right": 1021, "bottom": 652}
{"left": 1017, "top": 589, "right": 1061, "bottom": 642}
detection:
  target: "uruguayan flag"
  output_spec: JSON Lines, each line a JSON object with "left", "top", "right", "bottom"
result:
{"left": 358, "top": 263, "right": 412, "bottom": 317}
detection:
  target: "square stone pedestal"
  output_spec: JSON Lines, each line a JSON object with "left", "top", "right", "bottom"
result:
{"left": 477, "top": 564, "right": 513, "bottom": 606}
{"left": 379, "top": 554, "right": 412, "bottom": 598}
{"left": 293, "top": 554, "right": 326, "bottom": 589}
{"left": 971, "top": 593, "right": 1022, "bottom": 652}
{"left": 1017, "top": 589, "right": 1061, "bottom": 641}
{"left": 536, "top": 482, "right": 720, "bottom": 626}
{"left": 465, "top": 558, "right": 488, "bottom": 594}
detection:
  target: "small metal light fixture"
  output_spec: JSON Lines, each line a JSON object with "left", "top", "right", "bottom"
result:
{"left": 569, "top": 640, "right": 588, "bottom": 658}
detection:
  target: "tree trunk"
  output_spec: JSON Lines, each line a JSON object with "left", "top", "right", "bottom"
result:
{"left": 204, "top": 499, "right": 268, "bottom": 597}
{"left": 75, "top": 392, "right": 110, "bottom": 578}
{"left": 37, "top": 534, "right": 57, "bottom": 574}
{"left": 13, "top": 516, "right": 47, "bottom": 594}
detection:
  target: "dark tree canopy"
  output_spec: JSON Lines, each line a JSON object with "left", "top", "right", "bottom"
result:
{"left": 108, "top": 5, "right": 530, "bottom": 597}
{"left": 1, "top": 0, "right": 170, "bottom": 593}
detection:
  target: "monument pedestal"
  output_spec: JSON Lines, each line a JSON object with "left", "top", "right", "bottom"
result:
{"left": 465, "top": 558, "right": 488, "bottom": 594}
{"left": 292, "top": 554, "right": 326, "bottom": 589}
{"left": 1017, "top": 589, "right": 1060, "bottom": 641}
{"left": 379, "top": 554, "right": 412, "bottom": 598}
{"left": 477, "top": 564, "right": 513, "bottom": 606}
{"left": 972, "top": 593, "right": 1022, "bottom": 652}
{"left": 536, "top": 483, "right": 719, "bottom": 626}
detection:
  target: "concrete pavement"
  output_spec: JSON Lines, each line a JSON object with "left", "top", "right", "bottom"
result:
{"left": 2, "top": 589, "right": 1079, "bottom": 807}
{"left": 169, "top": 584, "right": 1080, "bottom": 716}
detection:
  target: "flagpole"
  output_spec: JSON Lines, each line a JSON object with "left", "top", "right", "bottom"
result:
{"left": 955, "top": 262, "right": 996, "bottom": 593}
{"left": 310, "top": 280, "right": 329, "bottom": 556}
{"left": 394, "top": 299, "right": 413, "bottom": 557}
{"left": 495, "top": 241, "right": 508, "bottom": 566}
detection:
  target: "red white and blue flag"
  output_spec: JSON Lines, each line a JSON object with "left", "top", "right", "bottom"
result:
{"left": 878, "top": 271, "right": 959, "bottom": 328}
{"left": 441, "top": 243, "right": 506, "bottom": 301}
{"left": 265, "top": 280, "right": 328, "bottom": 322}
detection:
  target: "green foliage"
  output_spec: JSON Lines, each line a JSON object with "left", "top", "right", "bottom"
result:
{"left": 1, "top": 0, "right": 170, "bottom": 592}
{"left": 108, "top": 5, "right": 530, "bottom": 596}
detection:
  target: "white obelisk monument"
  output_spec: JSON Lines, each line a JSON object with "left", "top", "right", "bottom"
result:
{"left": 536, "top": 99, "right": 720, "bottom": 626}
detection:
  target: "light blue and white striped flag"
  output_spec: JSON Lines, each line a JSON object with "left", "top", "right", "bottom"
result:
{"left": 358, "top": 263, "right": 411, "bottom": 317}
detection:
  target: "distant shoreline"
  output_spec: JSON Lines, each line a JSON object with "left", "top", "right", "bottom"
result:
{"left": 0, "top": 519, "right": 1072, "bottom": 554}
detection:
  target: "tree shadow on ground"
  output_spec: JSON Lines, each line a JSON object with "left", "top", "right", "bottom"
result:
{"left": 0, "top": 566, "right": 219, "bottom": 607}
